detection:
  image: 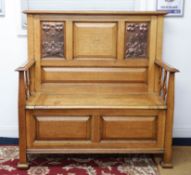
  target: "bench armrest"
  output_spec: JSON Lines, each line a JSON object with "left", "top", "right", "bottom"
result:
{"left": 16, "top": 60, "right": 35, "bottom": 102}
{"left": 155, "top": 59, "right": 179, "bottom": 103}
{"left": 15, "top": 60, "right": 35, "bottom": 72}
{"left": 155, "top": 60, "right": 179, "bottom": 73}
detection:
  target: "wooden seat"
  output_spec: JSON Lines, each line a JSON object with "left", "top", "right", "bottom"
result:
{"left": 16, "top": 11, "right": 179, "bottom": 169}
{"left": 40, "top": 83, "right": 148, "bottom": 94}
{"left": 27, "top": 90, "right": 166, "bottom": 110}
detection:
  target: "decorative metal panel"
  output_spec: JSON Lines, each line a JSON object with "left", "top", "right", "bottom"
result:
{"left": 125, "top": 23, "right": 149, "bottom": 59}
{"left": 41, "top": 22, "right": 64, "bottom": 58}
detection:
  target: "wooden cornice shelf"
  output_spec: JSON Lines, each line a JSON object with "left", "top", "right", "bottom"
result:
{"left": 23, "top": 10, "right": 168, "bottom": 16}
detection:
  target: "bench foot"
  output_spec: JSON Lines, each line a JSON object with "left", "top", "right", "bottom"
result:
{"left": 17, "top": 162, "right": 29, "bottom": 169}
{"left": 161, "top": 161, "right": 173, "bottom": 168}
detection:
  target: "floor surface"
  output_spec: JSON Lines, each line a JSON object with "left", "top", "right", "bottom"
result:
{"left": 159, "top": 146, "right": 191, "bottom": 175}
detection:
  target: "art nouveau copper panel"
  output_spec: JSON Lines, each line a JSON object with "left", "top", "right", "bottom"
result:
{"left": 41, "top": 22, "right": 64, "bottom": 58}
{"left": 125, "top": 23, "right": 149, "bottom": 59}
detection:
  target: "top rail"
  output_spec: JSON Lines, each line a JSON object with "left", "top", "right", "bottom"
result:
{"left": 23, "top": 10, "right": 168, "bottom": 16}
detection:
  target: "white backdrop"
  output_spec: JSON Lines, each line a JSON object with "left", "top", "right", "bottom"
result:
{"left": 0, "top": 0, "right": 190, "bottom": 138}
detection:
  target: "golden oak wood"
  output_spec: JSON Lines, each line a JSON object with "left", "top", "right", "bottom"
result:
{"left": 26, "top": 93, "right": 166, "bottom": 110}
{"left": 16, "top": 60, "right": 35, "bottom": 71}
{"left": 17, "top": 71, "right": 28, "bottom": 169}
{"left": 27, "top": 15, "right": 36, "bottom": 92}
{"left": 162, "top": 73, "right": 175, "bottom": 168}
{"left": 16, "top": 11, "right": 178, "bottom": 169}
{"left": 155, "top": 60, "right": 179, "bottom": 73}
{"left": 102, "top": 116, "right": 157, "bottom": 139}
{"left": 154, "top": 16, "right": 164, "bottom": 92}
{"left": 42, "top": 67, "right": 147, "bottom": 83}
{"left": 27, "top": 148, "right": 164, "bottom": 154}
{"left": 34, "top": 15, "right": 41, "bottom": 91}
{"left": 36, "top": 116, "right": 91, "bottom": 140}
{"left": 74, "top": 22, "right": 117, "bottom": 59}
{"left": 24, "top": 10, "right": 167, "bottom": 15}
{"left": 148, "top": 16, "right": 157, "bottom": 92}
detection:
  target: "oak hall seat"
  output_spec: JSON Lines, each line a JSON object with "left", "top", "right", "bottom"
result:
{"left": 16, "top": 11, "right": 179, "bottom": 169}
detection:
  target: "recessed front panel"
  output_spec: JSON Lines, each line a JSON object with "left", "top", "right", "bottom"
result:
{"left": 41, "top": 22, "right": 65, "bottom": 58}
{"left": 36, "top": 116, "right": 91, "bottom": 140}
{"left": 74, "top": 22, "right": 117, "bottom": 59}
{"left": 26, "top": 110, "right": 165, "bottom": 149}
{"left": 102, "top": 116, "right": 157, "bottom": 140}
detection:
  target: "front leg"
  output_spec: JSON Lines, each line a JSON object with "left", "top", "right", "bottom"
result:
{"left": 17, "top": 72, "right": 29, "bottom": 169}
{"left": 17, "top": 150, "right": 29, "bottom": 169}
{"left": 161, "top": 73, "right": 175, "bottom": 168}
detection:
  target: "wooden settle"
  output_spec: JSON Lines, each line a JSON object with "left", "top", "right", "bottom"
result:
{"left": 16, "top": 11, "right": 179, "bottom": 169}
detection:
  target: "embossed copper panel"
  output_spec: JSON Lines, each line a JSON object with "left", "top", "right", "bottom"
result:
{"left": 41, "top": 22, "right": 64, "bottom": 58}
{"left": 125, "top": 23, "right": 149, "bottom": 59}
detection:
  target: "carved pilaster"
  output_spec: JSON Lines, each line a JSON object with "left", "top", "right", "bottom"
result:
{"left": 125, "top": 23, "right": 149, "bottom": 58}
{"left": 41, "top": 22, "right": 64, "bottom": 58}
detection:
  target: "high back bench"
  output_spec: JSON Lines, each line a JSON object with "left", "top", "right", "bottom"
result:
{"left": 16, "top": 11, "right": 179, "bottom": 169}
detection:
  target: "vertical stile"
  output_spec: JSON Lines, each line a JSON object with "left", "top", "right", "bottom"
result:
{"left": 91, "top": 115, "right": 101, "bottom": 143}
{"left": 17, "top": 71, "right": 28, "bottom": 168}
{"left": 26, "top": 70, "right": 31, "bottom": 97}
{"left": 27, "top": 15, "right": 35, "bottom": 92}
{"left": 117, "top": 20, "right": 125, "bottom": 60}
{"left": 66, "top": 20, "right": 73, "bottom": 60}
{"left": 148, "top": 16, "right": 157, "bottom": 92}
{"left": 154, "top": 16, "right": 164, "bottom": 92}
{"left": 34, "top": 15, "right": 41, "bottom": 91}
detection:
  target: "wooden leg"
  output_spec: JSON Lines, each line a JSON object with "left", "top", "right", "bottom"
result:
{"left": 17, "top": 142, "right": 29, "bottom": 169}
{"left": 161, "top": 149, "right": 173, "bottom": 168}
{"left": 17, "top": 72, "right": 29, "bottom": 169}
{"left": 17, "top": 145, "right": 29, "bottom": 169}
{"left": 161, "top": 73, "right": 175, "bottom": 168}
{"left": 18, "top": 163, "right": 29, "bottom": 170}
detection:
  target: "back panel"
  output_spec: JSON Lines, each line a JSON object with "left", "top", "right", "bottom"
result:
{"left": 27, "top": 12, "right": 164, "bottom": 92}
